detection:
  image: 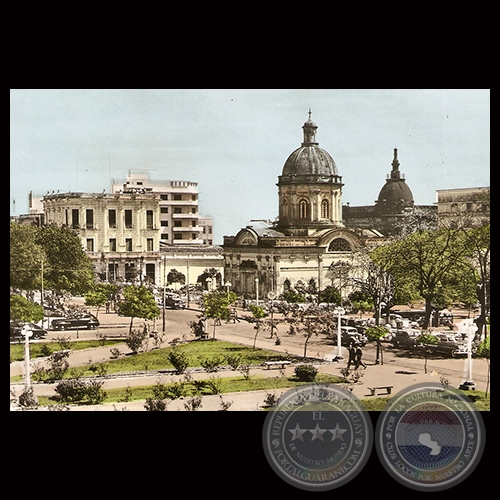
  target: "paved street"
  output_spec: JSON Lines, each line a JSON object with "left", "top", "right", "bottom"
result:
{"left": 10, "top": 304, "right": 490, "bottom": 411}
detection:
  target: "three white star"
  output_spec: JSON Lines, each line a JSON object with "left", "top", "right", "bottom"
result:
{"left": 287, "top": 423, "right": 347, "bottom": 442}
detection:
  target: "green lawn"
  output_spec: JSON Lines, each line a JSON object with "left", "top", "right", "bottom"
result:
{"left": 37, "top": 373, "right": 345, "bottom": 407}
{"left": 10, "top": 340, "right": 124, "bottom": 363}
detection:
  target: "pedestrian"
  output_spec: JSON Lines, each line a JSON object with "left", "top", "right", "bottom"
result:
{"left": 355, "top": 345, "right": 367, "bottom": 369}
{"left": 232, "top": 308, "right": 240, "bottom": 323}
{"left": 347, "top": 344, "right": 356, "bottom": 369}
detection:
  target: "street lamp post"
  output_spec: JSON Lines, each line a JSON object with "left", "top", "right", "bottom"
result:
{"left": 459, "top": 319, "right": 478, "bottom": 390}
{"left": 162, "top": 255, "right": 167, "bottom": 333}
{"left": 334, "top": 306, "right": 345, "bottom": 360}
{"left": 255, "top": 278, "right": 259, "bottom": 305}
{"left": 225, "top": 281, "right": 232, "bottom": 299}
{"left": 22, "top": 325, "right": 33, "bottom": 388}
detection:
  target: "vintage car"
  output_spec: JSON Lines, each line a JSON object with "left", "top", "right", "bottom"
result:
{"left": 10, "top": 321, "right": 48, "bottom": 341}
{"left": 50, "top": 313, "right": 100, "bottom": 330}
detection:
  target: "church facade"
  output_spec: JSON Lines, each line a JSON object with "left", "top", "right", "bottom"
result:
{"left": 222, "top": 113, "right": 384, "bottom": 300}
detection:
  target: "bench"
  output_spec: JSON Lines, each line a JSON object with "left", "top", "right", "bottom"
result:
{"left": 367, "top": 385, "right": 394, "bottom": 396}
{"left": 262, "top": 360, "right": 291, "bottom": 370}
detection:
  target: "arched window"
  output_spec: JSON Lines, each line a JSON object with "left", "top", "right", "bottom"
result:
{"left": 321, "top": 199, "right": 329, "bottom": 219}
{"left": 298, "top": 199, "right": 309, "bottom": 219}
{"left": 328, "top": 238, "right": 352, "bottom": 252}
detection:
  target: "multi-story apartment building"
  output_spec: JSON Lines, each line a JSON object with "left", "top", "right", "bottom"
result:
{"left": 436, "top": 187, "right": 490, "bottom": 228}
{"left": 111, "top": 172, "right": 210, "bottom": 245}
{"left": 42, "top": 190, "right": 162, "bottom": 284}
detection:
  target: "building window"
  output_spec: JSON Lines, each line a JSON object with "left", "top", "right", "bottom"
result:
{"left": 191, "top": 208, "right": 197, "bottom": 214}
{"left": 71, "top": 209, "right": 79, "bottom": 229}
{"left": 125, "top": 210, "right": 133, "bottom": 228}
{"left": 147, "top": 238, "right": 154, "bottom": 251}
{"left": 86, "top": 238, "right": 94, "bottom": 251}
{"left": 160, "top": 207, "right": 169, "bottom": 214}
{"left": 160, "top": 194, "right": 168, "bottom": 200}
{"left": 65, "top": 210, "right": 69, "bottom": 227}
{"left": 108, "top": 209, "right": 117, "bottom": 228}
{"left": 86, "top": 209, "right": 94, "bottom": 229}
{"left": 174, "top": 221, "right": 182, "bottom": 227}
{"left": 298, "top": 200, "right": 309, "bottom": 219}
{"left": 108, "top": 263, "right": 118, "bottom": 281}
{"left": 328, "top": 238, "right": 352, "bottom": 252}
{"left": 145, "top": 263, "right": 155, "bottom": 282}
{"left": 192, "top": 233, "right": 196, "bottom": 239}
{"left": 109, "top": 238, "right": 117, "bottom": 252}
{"left": 191, "top": 221, "right": 197, "bottom": 227}
{"left": 161, "top": 220, "right": 168, "bottom": 227}
{"left": 173, "top": 194, "right": 182, "bottom": 201}
{"left": 146, "top": 210, "right": 154, "bottom": 229}
{"left": 173, "top": 207, "right": 182, "bottom": 214}
{"left": 208, "top": 227, "right": 212, "bottom": 234}
{"left": 174, "top": 233, "right": 182, "bottom": 240}
{"left": 321, "top": 200, "right": 329, "bottom": 219}
{"left": 125, "top": 238, "right": 132, "bottom": 251}
{"left": 192, "top": 194, "right": 197, "bottom": 201}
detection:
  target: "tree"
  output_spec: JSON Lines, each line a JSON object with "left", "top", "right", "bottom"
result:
{"left": 118, "top": 285, "right": 160, "bottom": 334}
{"left": 281, "top": 290, "right": 307, "bottom": 303}
{"left": 197, "top": 268, "right": 222, "bottom": 290}
{"left": 248, "top": 304, "right": 267, "bottom": 348}
{"left": 371, "top": 228, "right": 476, "bottom": 329}
{"left": 10, "top": 222, "right": 45, "bottom": 292}
{"left": 416, "top": 332, "right": 439, "bottom": 374}
{"left": 317, "top": 286, "right": 341, "bottom": 305}
{"left": 167, "top": 269, "right": 186, "bottom": 286}
{"left": 84, "top": 288, "right": 108, "bottom": 320}
{"left": 10, "top": 294, "right": 44, "bottom": 322}
{"left": 365, "top": 326, "right": 387, "bottom": 365}
{"left": 202, "top": 290, "right": 238, "bottom": 339}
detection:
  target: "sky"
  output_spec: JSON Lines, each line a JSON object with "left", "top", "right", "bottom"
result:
{"left": 10, "top": 89, "right": 490, "bottom": 244}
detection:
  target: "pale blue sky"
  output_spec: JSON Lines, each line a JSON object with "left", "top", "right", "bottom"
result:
{"left": 10, "top": 89, "right": 490, "bottom": 244}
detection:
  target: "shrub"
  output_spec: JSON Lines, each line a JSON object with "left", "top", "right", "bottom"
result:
{"left": 294, "top": 364, "right": 318, "bottom": 382}
{"left": 85, "top": 380, "right": 107, "bottom": 404}
{"left": 184, "top": 396, "right": 203, "bottom": 411}
{"left": 54, "top": 378, "right": 87, "bottom": 403}
{"left": 225, "top": 353, "right": 242, "bottom": 370}
{"left": 18, "top": 385, "right": 38, "bottom": 408}
{"left": 200, "top": 355, "right": 225, "bottom": 373}
{"left": 167, "top": 347, "right": 188, "bottom": 374}
{"left": 125, "top": 325, "right": 149, "bottom": 354}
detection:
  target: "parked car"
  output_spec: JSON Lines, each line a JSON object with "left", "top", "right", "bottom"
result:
{"left": 391, "top": 330, "right": 421, "bottom": 349}
{"left": 332, "top": 326, "right": 368, "bottom": 347}
{"left": 157, "top": 293, "right": 186, "bottom": 309}
{"left": 51, "top": 313, "right": 99, "bottom": 331}
{"left": 10, "top": 321, "right": 48, "bottom": 341}
{"left": 421, "top": 333, "right": 471, "bottom": 358}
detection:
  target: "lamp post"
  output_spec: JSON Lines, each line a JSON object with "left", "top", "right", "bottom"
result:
{"left": 378, "top": 301, "right": 386, "bottom": 327}
{"left": 162, "top": 254, "right": 167, "bottom": 333}
{"left": 334, "top": 306, "right": 345, "bottom": 360}
{"left": 255, "top": 278, "right": 259, "bottom": 305}
{"left": 459, "top": 319, "right": 478, "bottom": 390}
{"left": 22, "top": 325, "right": 33, "bottom": 388}
{"left": 225, "top": 281, "right": 232, "bottom": 298}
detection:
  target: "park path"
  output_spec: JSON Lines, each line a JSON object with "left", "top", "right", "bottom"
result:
{"left": 10, "top": 305, "right": 490, "bottom": 411}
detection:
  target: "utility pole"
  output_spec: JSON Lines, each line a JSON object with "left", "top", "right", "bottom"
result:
{"left": 22, "top": 325, "right": 32, "bottom": 388}
{"left": 162, "top": 254, "right": 167, "bottom": 333}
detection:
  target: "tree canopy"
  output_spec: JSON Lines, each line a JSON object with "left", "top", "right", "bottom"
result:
{"left": 118, "top": 285, "right": 160, "bottom": 333}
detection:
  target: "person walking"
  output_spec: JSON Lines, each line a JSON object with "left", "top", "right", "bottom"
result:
{"left": 355, "top": 345, "right": 367, "bottom": 369}
{"left": 347, "top": 343, "right": 356, "bottom": 369}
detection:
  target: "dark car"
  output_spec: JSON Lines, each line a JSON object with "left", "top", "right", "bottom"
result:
{"left": 10, "top": 321, "right": 48, "bottom": 341}
{"left": 391, "top": 330, "right": 421, "bottom": 349}
{"left": 51, "top": 313, "right": 99, "bottom": 331}
{"left": 422, "top": 334, "right": 470, "bottom": 358}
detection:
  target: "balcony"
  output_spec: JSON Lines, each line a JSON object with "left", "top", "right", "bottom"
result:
{"left": 171, "top": 226, "right": 203, "bottom": 232}
{"left": 172, "top": 212, "right": 198, "bottom": 219}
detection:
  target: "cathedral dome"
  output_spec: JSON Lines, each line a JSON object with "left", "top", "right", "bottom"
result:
{"left": 376, "top": 148, "right": 414, "bottom": 214}
{"left": 281, "top": 111, "right": 338, "bottom": 178}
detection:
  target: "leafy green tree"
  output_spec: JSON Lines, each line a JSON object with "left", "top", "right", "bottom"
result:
{"left": 118, "top": 285, "right": 160, "bottom": 334}
{"left": 36, "top": 225, "right": 94, "bottom": 295}
{"left": 281, "top": 290, "right": 307, "bottom": 303}
{"left": 371, "top": 228, "right": 476, "bottom": 329}
{"left": 317, "top": 286, "right": 341, "bottom": 304}
{"left": 10, "top": 222, "right": 46, "bottom": 292}
{"left": 84, "top": 289, "right": 108, "bottom": 320}
{"left": 202, "top": 290, "right": 238, "bottom": 338}
{"left": 365, "top": 326, "right": 387, "bottom": 365}
{"left": 248, "top": 304, "right": 267, "bottom": 348}
{"left": 167, "top": 269, "right": 186, "bottom": 286}
{"left": 10, "top": 294, "right": 44, "bottom": 322}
